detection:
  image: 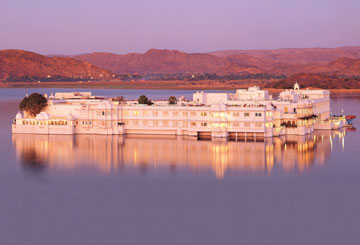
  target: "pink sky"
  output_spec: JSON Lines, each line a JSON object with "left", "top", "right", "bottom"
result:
{"left": 0, "top": 0, "right": 359, "bottom": 54}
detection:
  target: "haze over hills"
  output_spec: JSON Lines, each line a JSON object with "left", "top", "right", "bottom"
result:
{"left": 73, "top": 46, "right": 360, "bottom": 76}
{"left": 0, "top": 50, "right": 114, "bottom": 82}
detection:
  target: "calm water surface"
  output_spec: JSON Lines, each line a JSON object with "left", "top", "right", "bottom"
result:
{"left": 1, "top": 88, "right": 360, "bottom": 245}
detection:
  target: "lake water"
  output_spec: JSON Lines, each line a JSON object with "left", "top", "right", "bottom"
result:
{"left": 1, "top": 88, "right": 359, "bottom": 245}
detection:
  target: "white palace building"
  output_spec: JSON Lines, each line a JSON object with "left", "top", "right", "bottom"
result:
{"left": 12, "top": 83, "right": 345, "bottom": 139}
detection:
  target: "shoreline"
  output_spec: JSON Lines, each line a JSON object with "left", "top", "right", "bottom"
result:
{"left": 1, "top": 80, "right": 360, "bottom": 94}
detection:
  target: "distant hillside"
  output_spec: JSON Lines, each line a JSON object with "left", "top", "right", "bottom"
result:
{"left": 74, "top": 49, "right": 230, "bottom": 74}
{"left": 266, "top": 73, "right": 360, "bottom": 89}
{"left": 2, "top": 47, "right": 360, "bottom": 88}
{"left": 0, "top": 50, "right": 114, "bottom": 82}
{"left": 73, "top": 46, "right": 360, "bottom": 76}
{"left": 209, "top": 46, "right": 360, "bottom": 64}
{"left": 74, "top": 49, "right": 273, "bottom": 75}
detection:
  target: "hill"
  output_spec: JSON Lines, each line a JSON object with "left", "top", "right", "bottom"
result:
{"left": 73, "top": 47, "right": 360, "bottom": 76}
{"left": 74, "top": 49, "right": 231, "bottom": 74}
{"left": 0, "top": 50, "right": 114, "bottom": 82}
{"left": 209, "top": 46, "right": 360, "bottom": 64}
{"left": 266, "top": 73, "right": 360, "bottom": 89}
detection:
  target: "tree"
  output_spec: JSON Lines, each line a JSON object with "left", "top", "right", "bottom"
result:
{"left": 168, "top": 96, "right": 177, "bottom": 105}
{"left": 112, "top": 96, "right": 126, "bottom": 103}
{"left": 19, "top": 93, "right": 47, "bottom": 117}
{"left": 138, "top": 95, "right": 149, "bottom": 105}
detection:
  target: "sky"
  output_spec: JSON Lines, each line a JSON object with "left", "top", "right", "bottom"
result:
{"left": 0, "top": 0, "right": 359, "bottom": 55}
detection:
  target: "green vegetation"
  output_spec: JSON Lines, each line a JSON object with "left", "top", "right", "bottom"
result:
{"left": 19, "top": 93, "right": 47, "bottom": 117}
{"left": 112, "top": 96, "right": 125, "bottom": 103}
{"left": 168, "top": 96, "right": 177, "bottom": 104}
{"left": 138, "top": 73, "right": 287, "bottom": 81}
{"left": 138, "top": 95, "right": 149, "bottom": 105}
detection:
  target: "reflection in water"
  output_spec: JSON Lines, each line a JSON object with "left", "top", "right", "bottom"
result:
{"left": 20, "top": 148, "right": 47, "bottom": 172}
{"left": 12, "top": 130, "right": 347, "bottom": 179}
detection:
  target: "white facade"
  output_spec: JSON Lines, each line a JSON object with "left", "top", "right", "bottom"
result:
{"left": 12, "top": 85, "right": 343, "bottom": 138}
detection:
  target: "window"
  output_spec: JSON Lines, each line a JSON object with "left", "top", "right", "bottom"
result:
{"left": 153, "top": 111, "right": 158, "bottom": 117}
{"left": 233, "top": 112, "right": 239, "bottom": 117}
{"left": 163, "top": 111, "right": 169, "bottom": 116}
{"left": 163, "top": 121, "right": 169, "bottom": 126}
{"left": 133, "top": 111, "right": 139, "bottom": 116}
{"left": 201, "top": 122, "right": 207, "bottom": 127}
{"left": 233, "top": 122, "right": 239, "bottom": 127}
{"left": 200, "top": 112, "right": 207, "bottom": 116}
{"left": 255, "top": 122, "right": 262, "bottom": 128}
{"left": 244, "top": 112, "right": 250, "bottom": 117}
{"left": 183, "top": 111, "right": 188, "bottom": 116}
{"left": 153, "top": 121, "right": 158, "bottom": 126}
{"left": 244, "top": 122, "right": 251, "bottom": 128}
{"left": 102, "top": 111, "right": 105, "bottom": 116}
{"left": 190, "top": 122, "right": 196, "bottom": 127}
{"left": 190, "top": 112, "right": 196, "bottom": 116}
{"left": 173, "top": 111, "right": 178, "bottom": 116}
{"left": 143, "top": 111, "right": 149, "bottom": 116}
{"left": 255, "top": 113, "right": 262, "bottom": 117}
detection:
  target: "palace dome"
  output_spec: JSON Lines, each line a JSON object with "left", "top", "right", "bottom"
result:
{"left": 35, "top": 112, "right": 50, "bottom": 120}
{"left": 15, "top": 111, "right": 23, "bottom": 119}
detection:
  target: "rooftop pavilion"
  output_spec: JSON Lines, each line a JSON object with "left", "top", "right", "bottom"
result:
{"left": 193, "top": 86, "right": 270, "bottom": 106}
{"left": 50, "top": 92, "right": 102, "bottom": 100}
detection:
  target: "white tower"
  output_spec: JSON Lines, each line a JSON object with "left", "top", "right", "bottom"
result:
{"left": 294, "top": 82, "right": 300, "bottom": 90}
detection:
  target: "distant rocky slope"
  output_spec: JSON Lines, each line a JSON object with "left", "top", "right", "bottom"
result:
{"left": 266, "top": 73, "right": 360, "bottom": 89}
{"left": 2, "top": 47, "right": 360, "bottom": 88}
{"left": 74, "top": 49, "right": 230, "bottom": 74}
{"left": 73, "top": 47, "right": 360, "bottom": 76}
{"left": 0, "top": 50, "right": 114, "bottom": 82}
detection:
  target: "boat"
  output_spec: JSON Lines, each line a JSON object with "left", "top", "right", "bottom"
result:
{"left": 345, "top": 115, "right": 356, "bottom": 126}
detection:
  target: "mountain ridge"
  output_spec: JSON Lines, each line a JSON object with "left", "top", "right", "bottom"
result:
{"left": 72, "top": 46, "right": 360, "bottom": 75}
{"left": 0, "top": 49, "right": 115, "bottom": 81}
